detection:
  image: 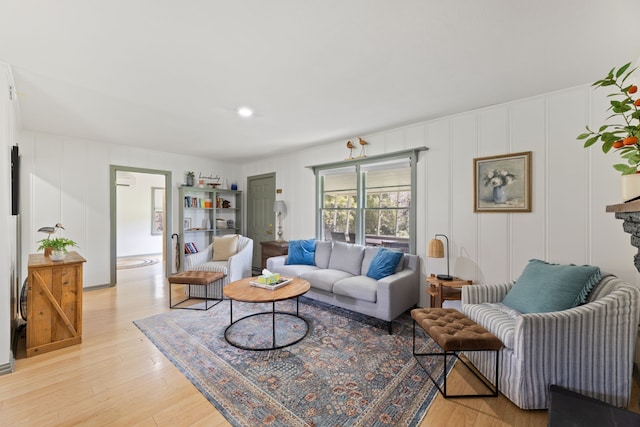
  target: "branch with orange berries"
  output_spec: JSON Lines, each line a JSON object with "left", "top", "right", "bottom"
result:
{"left": 578, "top": 62, "right": 640, "bottom": 175}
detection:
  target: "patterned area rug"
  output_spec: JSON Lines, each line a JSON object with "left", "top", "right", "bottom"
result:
{"left": 134, "top": 298, "right": 447, "bottom": 427}
{"left": 116, "top": 256, "right": 159, "bottom": 269}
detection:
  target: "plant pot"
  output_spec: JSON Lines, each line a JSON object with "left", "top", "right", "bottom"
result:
{"left": 621, "top": 174, "right": 640, "bottom": 202}
{"left": 186, "top": 176, "right": 194, "bottom": 187}
{"left": 50, "top": 250, "right": 67, "bottom": 261}
{"left": 44, "top": 247, "right": 53, "bottom": 257}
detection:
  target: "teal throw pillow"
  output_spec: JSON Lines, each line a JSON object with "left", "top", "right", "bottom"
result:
{"left": 286, "top": 239, "right": 316, "bottom": 266}
{"left": 367, "top": 248, "right": 404, "bottom": 280}
{"left": 502, "top": 259, "right": 601, "bottom": 314}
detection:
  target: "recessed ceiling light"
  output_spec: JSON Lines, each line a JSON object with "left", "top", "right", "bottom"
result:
{"left": 237, "top": 107, "right": 253, "bottom": 118}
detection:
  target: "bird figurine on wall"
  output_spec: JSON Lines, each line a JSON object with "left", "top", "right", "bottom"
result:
{"left": 38, "top": 223, "right": 65, "bottom": 239}
{"left": 346, "top": 140, "right": 355, "bottom": 159}
{"left": 358, "top": 137, "right": 368, "bottom": 157}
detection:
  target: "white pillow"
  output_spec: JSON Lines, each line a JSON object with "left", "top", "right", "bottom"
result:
{"left": 212, "top": 235, "right": 239, "bottom": 261}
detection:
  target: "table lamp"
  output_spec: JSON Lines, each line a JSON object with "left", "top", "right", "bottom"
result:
{"left": 274, "top": 200, "right": 287, "bottom": 242}
{"left": 427, "top": 234, "right": 453, "bottom": 280}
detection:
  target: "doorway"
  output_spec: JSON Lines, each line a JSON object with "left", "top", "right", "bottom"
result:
{"left": 246, "top": 173, "right": 276, "bottom": 271}
{"left": 109, "top": 165, "right": 173, "bottom": 286}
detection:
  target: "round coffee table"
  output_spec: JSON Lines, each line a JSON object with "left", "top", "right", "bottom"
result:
{"left": 223, "top": 276, "right": 311, "bottom": 351}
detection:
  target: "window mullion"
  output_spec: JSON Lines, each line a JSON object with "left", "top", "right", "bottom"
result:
{"left": 356, "top": 165, "right": 365, "bottom": 245}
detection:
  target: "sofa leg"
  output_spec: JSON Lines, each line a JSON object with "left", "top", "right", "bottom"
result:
{"left": 388, "top": 321, "right": 393, "bottom": 335}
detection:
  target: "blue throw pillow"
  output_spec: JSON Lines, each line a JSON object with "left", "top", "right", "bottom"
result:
{"left": 286, "top": 238, "right": 316, "bottom": 266}
{"left": 502, "top": 259, "right": 601, "bottom": 314}
{"left": 367, "top": 248, "right": 404, "bottom": 280}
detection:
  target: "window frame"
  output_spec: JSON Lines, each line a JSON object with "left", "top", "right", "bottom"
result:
{"left": 309, "top": 147, "right": 427, "bottom": 254}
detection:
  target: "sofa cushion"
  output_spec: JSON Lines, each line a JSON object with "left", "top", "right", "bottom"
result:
{"left": 366, "top": 248, "right": 404, "bottom": 280}
{"left": 395, "top": 254, "right": 406, "bottom": 272}
{"left": 212, "top": 235, "right": 239, "bottom": 261}
{"left": 275, "top": 264, "right": 319, "bottom": 278}
{"left": 301, "top": 269, "right": 353, "bottom": 292}
{"left": 463, "top": 302, "right": 518, "bottom": 349}
{"left": 328, "top": 242, "right": 365, "bottom": 276}
{"left": 502, "top": 259, "right": 601, "bottom": 314}
{"left": 286, "top": 238, "right": 316, "bottom": 265}
{"left": 333, "top": 276, "right": 378, "bottom": 303}
{"left": 315, "top": 240, "right": 332, "bottom": 269}
{"left": 360, "top": 246, "right": 379, "bottom": 275}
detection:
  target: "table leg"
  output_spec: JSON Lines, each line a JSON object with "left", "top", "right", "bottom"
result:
{"left": 229, "top": 299, "right": 233, "bottom": 324}
{"left": 272, "top": 301, "right": 276, "bottom": 347}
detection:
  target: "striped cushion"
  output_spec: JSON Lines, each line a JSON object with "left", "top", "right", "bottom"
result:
{"left": 464, "top": 303, "right": 518, "bottom": 349}
{"left": 187, "top": 262, "right": 229, "bottom": 299}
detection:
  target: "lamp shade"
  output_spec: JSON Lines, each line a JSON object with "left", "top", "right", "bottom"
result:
{"left": 427, "top": 239, "right": 444, "bottom": 258}
{"left": 274, "top": 200, "right": 287, "bottom": 215}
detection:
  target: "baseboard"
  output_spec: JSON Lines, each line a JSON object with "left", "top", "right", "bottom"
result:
{"left": 83, "top": 283, "right": 113, "bottom": 291}
{"left": 0, "top": 353, "right": 15, "bottom": 376}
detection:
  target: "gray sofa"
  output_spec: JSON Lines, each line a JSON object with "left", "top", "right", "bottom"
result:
{"left": 266, "top": 241, "right": 420, "bottom": 333}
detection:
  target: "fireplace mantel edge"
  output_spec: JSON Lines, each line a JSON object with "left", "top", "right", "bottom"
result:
{"left": 606, "top": 200, "right": 640, "bottom": 213}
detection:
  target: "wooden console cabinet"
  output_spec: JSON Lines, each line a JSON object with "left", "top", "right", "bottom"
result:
{"left": 27, "top": 251, "right": 86, "bottom": 357}
{"left": 260, "top": 241, "right": 289, "bottom": 269}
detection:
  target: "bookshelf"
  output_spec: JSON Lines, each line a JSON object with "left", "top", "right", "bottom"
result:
{"left": 178, "top": 186, "right": 243, "bottom": 271}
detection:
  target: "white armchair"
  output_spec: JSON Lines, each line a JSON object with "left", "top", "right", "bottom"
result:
{"left": 183, "top": 235, "right": 253, "bottom": 299}
{"left": 461, "top": 275, "right": 640, "bottom": 409}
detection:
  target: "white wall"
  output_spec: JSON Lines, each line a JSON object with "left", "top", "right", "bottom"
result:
{"left": 243, "top": 84, "right": 640, "bottom": 307}
{"left": 116, "top": 172, "right": 164, "bottom": 257}
{"left": 18, "top": 131, "right": 243, "bottom": 287}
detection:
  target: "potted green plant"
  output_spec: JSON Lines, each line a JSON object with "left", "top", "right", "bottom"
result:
{"left": 37, "top": 237, "right": 78, "bottom": 261}
{"left": 186, "top": 171, "right": 195, "bottom": 187}
{"left": 577, "top": 62, "right": 640, "bottom": 201}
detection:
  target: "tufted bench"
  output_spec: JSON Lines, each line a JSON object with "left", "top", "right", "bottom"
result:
{"left": 411, "top": 307, "right": 503, "bottom": 398}
{"left": 168, "top": 271, "right": 225, "bottom": 310}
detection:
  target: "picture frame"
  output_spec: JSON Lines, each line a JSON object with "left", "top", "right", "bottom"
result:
{"left": 152, "top": 211, "right": 163, "bottom": 235}
{"left": 184, "top": 217, "right": 192, "bottom": 230}
{"left": 151, "top": 187, "right": 164, "bottom": 235}
{"left": 473, "top": 151, "right": 531, "bottom": 213}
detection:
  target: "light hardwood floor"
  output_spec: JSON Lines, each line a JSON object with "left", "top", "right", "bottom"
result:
{"left": 1, "top": 262, "right": 637, "bottom": 426}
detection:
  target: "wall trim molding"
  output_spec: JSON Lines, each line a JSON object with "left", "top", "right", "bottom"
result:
{"left": 0, "top": 355, "right": 15, "bottom": 376}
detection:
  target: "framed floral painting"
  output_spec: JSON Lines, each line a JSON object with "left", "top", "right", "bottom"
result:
{"left": 473, "top": 151, "right": 531, "bottom": 212}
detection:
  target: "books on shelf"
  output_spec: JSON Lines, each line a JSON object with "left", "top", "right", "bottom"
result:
{"left": 184, "top": 242, "right": 199, "bottom": 254}
{"left": 184, "top": 197, "right": 213, "bottom": 208}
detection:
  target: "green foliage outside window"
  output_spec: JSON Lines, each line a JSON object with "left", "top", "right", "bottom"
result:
{"left": 325, "top": 189, "right": 410, "bottom": 238}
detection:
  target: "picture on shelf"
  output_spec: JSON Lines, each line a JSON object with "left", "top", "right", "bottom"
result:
{"left": 184, "top": 218, "right": 192, "bottom": 230}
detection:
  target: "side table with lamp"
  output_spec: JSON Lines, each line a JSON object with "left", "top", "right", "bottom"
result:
{"left": 426, "top": 234, "right": 472, "bottom": 308}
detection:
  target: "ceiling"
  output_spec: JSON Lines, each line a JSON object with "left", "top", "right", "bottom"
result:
{"left": 1, "top": 1, "right": 639, "bottom": 162}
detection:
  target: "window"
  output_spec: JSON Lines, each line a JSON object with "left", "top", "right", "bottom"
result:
{"left": 321, "top": 167, "right": 357, "bottom": 243}
{"left": 363, "top": 161, "right": 411, "bottom": 251}
{"left": 312, "top": 149, "right": 423, "bottom": 254}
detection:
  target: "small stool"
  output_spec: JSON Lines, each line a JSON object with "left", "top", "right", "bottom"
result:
{"left": 168, "top": 271, "right": 225, "bottom": 310}
{"left": 411, "top": 308, "right": 503, "bottom": 398}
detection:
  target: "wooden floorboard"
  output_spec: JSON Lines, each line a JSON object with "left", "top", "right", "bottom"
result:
{"left": 1, "top": 262, "right": 637, "bottom": 426}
